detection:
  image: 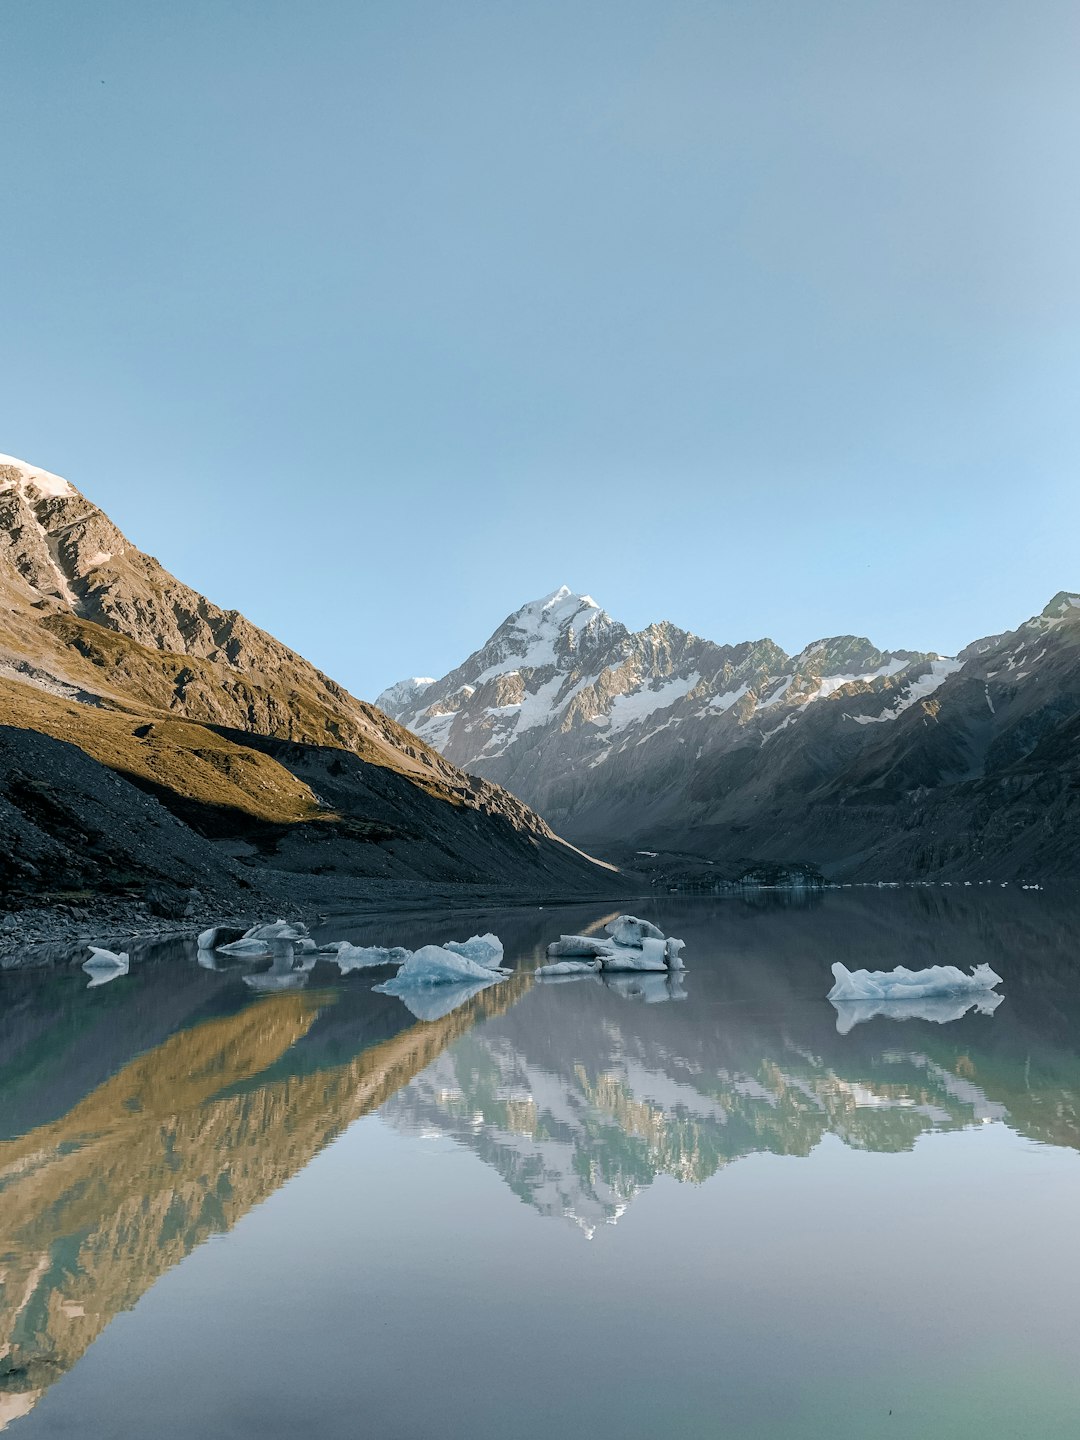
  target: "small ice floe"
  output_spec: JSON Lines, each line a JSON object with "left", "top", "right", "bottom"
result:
{"left": 831, "top": 991, "right": 1004, "bottom": 1036}
{"left": 82, "top": 946, "right": 129, "bottom": 988}
{"left": 241, "top": 918, "right": 309, "bottom": 943}
{"left": 443, "top": 933, "right": 504, "bottom": 968}
{"left": 336, "top": 943, "right": 410, "bottom": 974}
{"left": 827, "top": 961, "right": 1002, "bottom": 1003}
{"left": 373, "top": 944, "right": 510, "bottom": 996}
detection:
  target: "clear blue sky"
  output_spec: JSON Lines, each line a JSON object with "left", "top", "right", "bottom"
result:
{"left": 3, "top": 0, "right": 1078, "bottom": 698}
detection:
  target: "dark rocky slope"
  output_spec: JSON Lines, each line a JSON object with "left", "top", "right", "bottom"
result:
{"left": 0, "top": 456, "right": 621, "bottom": 919}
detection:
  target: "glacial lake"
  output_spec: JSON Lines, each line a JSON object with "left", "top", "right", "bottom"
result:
{"left": 3, "top": 889, "right": 1080, "bottom": 1438}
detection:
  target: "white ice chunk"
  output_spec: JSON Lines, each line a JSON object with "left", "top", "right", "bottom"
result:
{"left": 83, "top": 946, "right": 129, "bottom": 987}
{"left": 197, "top": 925, "right": 245, "bottom": 950}
{"left": 601, "top": 937, "right": 669, "bottom": 972}
{"left": 374, "top": 944, "right": 510, "bottom": 991}
{"left": 243, "top": 918, "right": 309, "bottom": 942}
{"left": 216, "top": 936, "right": 277, "bottom": 957}
{"left": 443, "top": 933, "right": 505, "bottom": 969}
{"left": 605, "top": 915, "right": 666, "bottom": 946}
{"left": 536, "top": 959, "right": 603, "bottom": 977}
{"left": 827, "top": 961, "right": 1003, "bottom": 1003}
{"left": 665, "top": 938, "right": 686, "bottom": 970}
{"left": 336, "top": 942, "right": 410, "bottom": 973}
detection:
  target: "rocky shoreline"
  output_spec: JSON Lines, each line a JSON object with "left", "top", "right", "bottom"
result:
{"left": 0, "top": 880, "right": 641, "bottom": 969}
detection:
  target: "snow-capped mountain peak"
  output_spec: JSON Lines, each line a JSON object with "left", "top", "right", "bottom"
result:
{"left": 0, "top": 453, "right": 76, "bottom": 500}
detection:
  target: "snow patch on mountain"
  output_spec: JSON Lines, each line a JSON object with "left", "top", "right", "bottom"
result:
{"left": 0, "top": 453, "right": 76, "bottom": 499}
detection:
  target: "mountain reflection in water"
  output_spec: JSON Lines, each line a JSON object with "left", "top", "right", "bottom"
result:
{"left": 2, "top": 889, "right": 1080, "bottom": 1429}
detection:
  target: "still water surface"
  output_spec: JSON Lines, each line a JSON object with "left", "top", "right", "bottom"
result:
{"left": 3, "top": 891, "right": 1080, "bottom": 1438}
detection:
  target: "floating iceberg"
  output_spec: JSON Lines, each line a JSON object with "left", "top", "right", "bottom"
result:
{"left": 831, "top": 990, "right": 1004, "bottom": 1035}
{"left": 827, "top": 961, "right": 1003, "bottom": 1003}
{"left": 443, "top": 933, "right": 504, "bottom": 969}
{"left": 536, "top": 959, "right": 604, "bottom": 977}
{"left": 82, "top": 946, "right": 129, "bottom": 987}
{"left": 545, "top": 916, "right": 686, "bottom": 978}
{"left": 336, "top": 942, "right": 410, "bottom": 974}
{"left": 242, "top": 918, "right": 309, "bottom": 943}
{"left": 216, "top": 936, "right": 278, "bottom": 957}
{"left": 605, "top": 915, "right": 666, "bottom": 946}
{"left": 374, "top": 944, "right": 510, "bottom": 994}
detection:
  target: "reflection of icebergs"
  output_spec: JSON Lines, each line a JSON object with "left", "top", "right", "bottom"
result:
{"left": 603, "top": 974, "right": 688, "bottom": 1004}
{"left": 828, "top": 962, "right": 1002, "bottom": 1002}
{"left": 393, "top": 978, "right": 501, "bottom": 1023}
{"left": 241, "top": 953, "right": 317, "bottom": 992}
{"left": 374, "top": 944, "right": 510, "bottom": 996}
{"left": 831, "top": 991, "right": 1004, "bottom": 1035}
{"left": 82, "top": 947, "right": 129, "bottom": 988}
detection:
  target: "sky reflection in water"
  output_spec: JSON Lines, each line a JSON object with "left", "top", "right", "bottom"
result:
{"left": 3, "top": 890, "right": 1080, "bottom": 1439}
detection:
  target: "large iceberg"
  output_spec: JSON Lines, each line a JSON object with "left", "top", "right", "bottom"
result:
{"left": 374, "top": 944, "right": 510, "bottom": 995}
{"left": 545, "top": 916, "right": 686, "bottom": 975}
{"left": 827, "top": 962, "right": 1003, "bottom": 1003}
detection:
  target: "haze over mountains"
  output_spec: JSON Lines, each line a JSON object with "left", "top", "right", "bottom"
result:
{"left": 379, "top": 585, "right": 1080, "bottom": 882}
{"left": 0, "top": 456, "right": 617, "bottom": 916}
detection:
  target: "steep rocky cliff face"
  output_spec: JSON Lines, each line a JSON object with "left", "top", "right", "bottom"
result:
{"left": 379, "top": 586, "right": 1080, "bottom": 881}
{"left": 0, "top": 457, "right": 619, "bottom": 909}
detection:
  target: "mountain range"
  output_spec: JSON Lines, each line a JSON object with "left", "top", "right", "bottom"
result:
{"left": 378, "top": 585, "right": 1080, "bottom": 882}
{"left": 0, "top": 456, "right": 618, "bottom": 919}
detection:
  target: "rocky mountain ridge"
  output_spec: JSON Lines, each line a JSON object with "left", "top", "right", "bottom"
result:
{"left": 378, "top": 585, "right": 1080, "bottom": 880}
{"left": 0, "top": 456, "right": 621, "bottom": 915}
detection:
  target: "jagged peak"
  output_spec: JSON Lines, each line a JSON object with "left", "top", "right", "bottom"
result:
{"left": 1040, "top": 591, "right": 1080, "bottom": 620}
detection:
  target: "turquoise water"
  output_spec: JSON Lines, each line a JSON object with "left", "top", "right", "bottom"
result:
{"left": 3, "top": 890, "right": 1080, "bottom": 1438}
